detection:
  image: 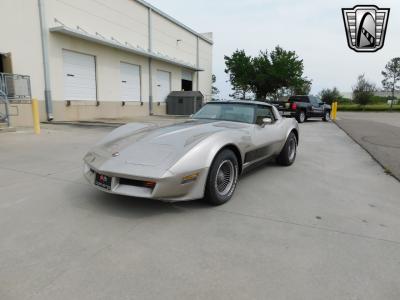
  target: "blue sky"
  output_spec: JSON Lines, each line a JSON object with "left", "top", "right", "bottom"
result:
{"left": 148, "top": 0, "right": 400, "bottom": 98}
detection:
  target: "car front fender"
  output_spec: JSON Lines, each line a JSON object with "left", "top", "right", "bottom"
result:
{"left": 168, "top": 130, "right": 247, "bottom": 176}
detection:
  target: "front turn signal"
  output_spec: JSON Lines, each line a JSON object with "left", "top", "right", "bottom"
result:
{"left": 181, "top": 173, "right": 200, "bottom": 184}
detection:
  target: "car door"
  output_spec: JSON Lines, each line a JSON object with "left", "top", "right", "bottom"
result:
{"left": 310, "top": 96, "right": 323, "bottom": 117}
{"left": 246, "top": 106, "right": 285, "bottom": 164}
{"left": 315, "top": 97, "right": 325, "bottom": 117}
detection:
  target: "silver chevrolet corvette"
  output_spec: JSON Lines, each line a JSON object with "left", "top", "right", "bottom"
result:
{"left": 83, "top": 101, "right": 299, "bottom": 205}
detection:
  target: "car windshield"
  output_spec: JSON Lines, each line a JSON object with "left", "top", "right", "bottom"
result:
{"left": 192, "top": 103, "right": 255, "bottom": 124}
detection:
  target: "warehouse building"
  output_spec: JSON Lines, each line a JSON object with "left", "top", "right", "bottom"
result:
{"left": 0, "top": 0, "right": 213, "bottom": 126}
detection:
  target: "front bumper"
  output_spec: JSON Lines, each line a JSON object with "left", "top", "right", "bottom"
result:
{"left": 83, "top": 163, "right": 209, "bottom": 202}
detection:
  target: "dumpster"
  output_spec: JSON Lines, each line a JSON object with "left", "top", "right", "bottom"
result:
{"left": 166, "top": 91, "right": 204, "bottom": 115}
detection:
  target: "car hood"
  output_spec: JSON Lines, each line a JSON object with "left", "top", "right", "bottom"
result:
{"left": 87, "top": 119, "right": 251, "bottom": 177}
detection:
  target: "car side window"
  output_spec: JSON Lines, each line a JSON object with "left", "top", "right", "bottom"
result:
{"left": 255, "top": 106, "right": 275, "bottom": 125}
{"left": 310, "top": 96, "right": 319, "bottom": 106}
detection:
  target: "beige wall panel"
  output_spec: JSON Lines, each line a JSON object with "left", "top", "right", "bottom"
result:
{"left": 2, "top": 0, "right": 213, "bottom": 125}
{"left": 152, "top": 13, "right": 197, "bottom": 66}
{"left": 46, "top": 0, "right": 149, "bottom": 50}
{"left": 0, "top": 0, "right": 44, "bottom": 100}
{"left": 48, "top": 34, "right": 150, "bottom": 104}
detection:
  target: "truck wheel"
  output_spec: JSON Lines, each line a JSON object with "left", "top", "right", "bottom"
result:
{"left": 323, "top": 110, "right": 331, "bottom": 122}
{"left": 277, "top": 132, "right": 297, "bottom": 166}
{"left": 296, "top": 111, "right": 306, "bottom": 123}
{"left": 204, "top": 149, "right": 239, "bottom": 205}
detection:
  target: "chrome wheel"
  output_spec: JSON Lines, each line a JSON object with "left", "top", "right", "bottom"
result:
{"left": 215, "top": 160, "right": 235, "bottom": 196}
{"left": 205, "top": 149, "right": 239, "bottom": 205}
{"left": 288, "top": 138, "right": 296, "bottom": 162}
{"left": 277, "top": 132, "right": 297, "bottom": 166}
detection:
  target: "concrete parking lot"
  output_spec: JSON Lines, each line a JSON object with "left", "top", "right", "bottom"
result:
{"left": 1, "top": 121, "right": 400, "bottom": 300}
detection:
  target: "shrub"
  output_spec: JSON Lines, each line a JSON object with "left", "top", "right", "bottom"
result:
{"left": 352, "top": 75, "right": 376, "bottom": 105}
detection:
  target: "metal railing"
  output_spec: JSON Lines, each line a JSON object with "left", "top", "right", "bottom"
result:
{"left": 0, "top": 90, "right": 10, "bottom": 126}
{"left": 0, "top": 73, "right": 32, "bottom": 101}
{"left": 0, "top": 73, "right": 32, "bottom": 127}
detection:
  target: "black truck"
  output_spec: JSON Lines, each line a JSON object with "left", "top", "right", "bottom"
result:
{"left": 274, "top": 95, "right": 331, "bottom": 123}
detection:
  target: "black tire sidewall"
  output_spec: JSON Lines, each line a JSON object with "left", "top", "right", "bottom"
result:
{"left": 323, "top": 110, "right": 330, "bottom": 121}
{"left": 277, "top": 132, "right": 297, "bottom": 166}
{"left": 205, "top": 150, "right": 239, "bottom": 205}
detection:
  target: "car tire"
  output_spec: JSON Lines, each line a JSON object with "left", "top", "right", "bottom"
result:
{"left": 204, "top": 149, "right": 239, "bottom": 205}
{"left": 296, "top": 110, "right": 306, "bottom": 123}
{"left": 277, "top": 132, "right": 297, "bottom": 166}
{"left": 323, "top": 110, "right": 331, "bottom": 122}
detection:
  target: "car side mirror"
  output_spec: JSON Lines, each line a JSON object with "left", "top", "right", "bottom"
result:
{"left": 263, "top": 117, "right": 273, "bottom": 125}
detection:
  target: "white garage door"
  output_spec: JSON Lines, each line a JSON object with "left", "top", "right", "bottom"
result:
{"left": 120, "top": 62, "right": 141, "bottom": 101}
{"left": 156, "top": 70, "right": 171, "bottom": 102}
{"left": 63, "top": 50, "right": 96, "bottom": 100}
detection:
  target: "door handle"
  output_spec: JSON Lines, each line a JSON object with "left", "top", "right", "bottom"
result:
{"left": 66, "top": 74, "right": 75, "bottom": 77}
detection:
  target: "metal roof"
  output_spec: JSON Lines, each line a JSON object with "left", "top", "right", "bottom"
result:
{"left": 50, "top": 25, "right": 204, "bottom": 72}
{"left": 134, "top": 0, "right": 213, "bottom": 45}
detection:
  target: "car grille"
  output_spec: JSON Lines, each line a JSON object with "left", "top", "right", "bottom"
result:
{"left": 119, "top": 178, "right": 156, "bottom": 189}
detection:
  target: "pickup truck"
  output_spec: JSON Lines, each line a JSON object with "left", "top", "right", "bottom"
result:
{"left": 274, "top": 95, "right": 331, "bottom": 123}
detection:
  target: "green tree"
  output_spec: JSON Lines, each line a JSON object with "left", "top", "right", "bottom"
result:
{"left": 224, "top": 50, "right": 254, "bottom": 100}
{"left": 269, "top": 46, "right": 308, "bottom": 96}
{"left": 252, "top": 50, "right": 273, "bottom": 100}
{"left": 290, "top": 77, "right": 312, "bottom": 95}
{"left": 224, "top": 46, "right": 310, "bottom": 100}
{"left": 353, "top": 75, "right": 376, "bottom": 106}
{"left": 211, "top": 74, "right": 220, "bottom": 100}
{"left": 382, "top": 57, "right": 400, "bottom": 110}
{"left": 319, "top": 87, "right": 341, "bottom": 104}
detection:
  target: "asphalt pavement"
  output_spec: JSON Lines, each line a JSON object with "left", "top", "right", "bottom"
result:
{"left": 336, "top": 112, "right": 400, "bottom": 181}
{"left": 1, "top": 121, "right": 400, "bottom": 300}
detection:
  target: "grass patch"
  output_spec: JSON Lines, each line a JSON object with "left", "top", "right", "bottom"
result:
{"left": 338, "top": 104, "right": 400, "bottom": 112}
{"left": 384, "top": 167, "right": 393, "bottom": 176}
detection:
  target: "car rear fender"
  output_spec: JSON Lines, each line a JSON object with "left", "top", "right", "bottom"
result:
{"left": 286, "top": 119, "right": 300, "bottom": 145}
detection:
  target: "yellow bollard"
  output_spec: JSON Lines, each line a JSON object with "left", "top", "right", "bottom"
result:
{"left": 31, "top": 98, "right": 41, "bottom": 135}
{"left": 334, "top": 101, "right": 338, "bottom": 120}
{"left": 331, "top": 101, "right": 337, "bottom": 121}
{"left": 333, "top": 102, "right": 337, "bottom": 120}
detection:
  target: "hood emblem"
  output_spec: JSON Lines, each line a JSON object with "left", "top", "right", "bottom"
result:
{"left": 112, "top": 152, "right": 120, "bottom": 157}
